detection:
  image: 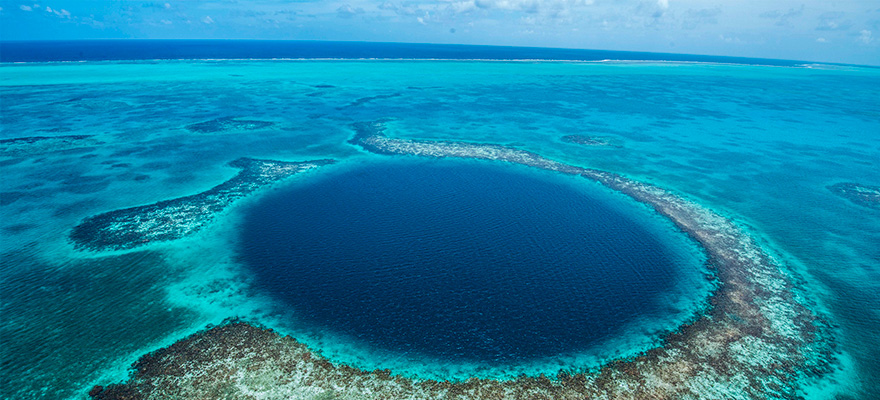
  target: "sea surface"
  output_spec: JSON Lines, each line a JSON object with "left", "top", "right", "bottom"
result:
{"left": 239, "top": 159, "right": 708, "bottom": 366}
{"left": 0, "top": 40, "right": 878, "bottom": 399}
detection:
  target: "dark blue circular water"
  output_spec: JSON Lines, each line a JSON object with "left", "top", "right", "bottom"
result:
{"left": 238, "top": 160, "right": 686, "bottom": 364}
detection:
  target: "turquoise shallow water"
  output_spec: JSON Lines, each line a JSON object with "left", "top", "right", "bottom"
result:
{"left": 1, "top": 60, "right": 878, "bottom": 399}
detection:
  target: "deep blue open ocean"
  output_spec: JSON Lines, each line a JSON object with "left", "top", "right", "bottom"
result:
{"left": 1, "top": 39, "right": 814, "bottom": 65}
{"left": 1, "top": 40, "right": 878, "bottom": 399}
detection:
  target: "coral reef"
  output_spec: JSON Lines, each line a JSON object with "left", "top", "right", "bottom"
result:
{"left": 828, "top": 182, "right": 880, "bottom": 210}
{"left": 338, "top": 93, "right": 402, "bottom": 110}
{"left": 186, "top": 117, "right": 275, "bottom": 133}
{"left": 89, "top": 121, "right": 834, "bottom": 399}
{"left": 70, "top": 157, "right": 333, "bottom": 251}
{"left": 561, "top": 135, "right": 622, "bottom": 147}
{"left": 0, "top": 135, "right": 103, "bottom": 157}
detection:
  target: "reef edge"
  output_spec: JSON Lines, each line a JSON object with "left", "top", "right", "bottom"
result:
{"left": 69, "top": 157, "right": 334, "bottom": 252}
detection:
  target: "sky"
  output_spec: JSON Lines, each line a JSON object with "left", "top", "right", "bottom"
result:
{"left": 1, "top": 0, "right": 878, "bottom": 65}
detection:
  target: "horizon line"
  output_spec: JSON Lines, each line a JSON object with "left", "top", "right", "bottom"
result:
{"left": 2, "top": 39, "right": 876, "bottom": 68}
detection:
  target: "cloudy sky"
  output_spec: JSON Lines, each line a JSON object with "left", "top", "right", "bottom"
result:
{"left": 1, "top": 0, "right": 878, "bottom": 65}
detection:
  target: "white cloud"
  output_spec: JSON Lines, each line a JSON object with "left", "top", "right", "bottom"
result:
{"left": 471, "top": 0, "right": 593, "bottom": 15}
{"left": 759, "top": 5, "right": 803, "bottom": 27}
{"left": 681, "top": 7, "right": 721, "bottom": 30}
{"left": 859, "top": 29, "right": 873, "bottom": 44}
{"left": 337, "top": 4, "right": 365, "bottom": 18}
{"left": 202, "top": 15, "right": 214, "bottom": 24}
{"left": 448, "top": 1, "right": 477, "bottom": 14}
{"left": 20, "top": 5, "right": 32, "bottom": 11}
{"left": 378, "top": 2, "right": 424, "bottom": 16}
{"left": 161, "top": 19, "right": 172, "bottom": 25}
{"left": 633, "top": 0, "right": 668, "bottom": 21}
{"left": 40, "top": 5, "right": 70, "bottom": 18}
{"left": 816, "top": 12, "right": 852, "bottom": 31}
{"left": 719, "top": 34, "right": 744, "bottom": 44}
{"left": 164, "top": 3, "right": 171, "bottom": 9}
{"left": 816, "top": 37, "right": 828, "bottom": 43}
{"left": 417, "top": 16, "right": 426, "bottom": 24}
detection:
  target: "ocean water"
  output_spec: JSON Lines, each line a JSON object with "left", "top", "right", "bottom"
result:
{"left": 0, "top": 41, "right": 878, "bottom": 399}
{"left": 0, "top": 39, "right": 810, "bottom": 66}
{"left": 238, "top": 159, "right": 708, "bottom": 365}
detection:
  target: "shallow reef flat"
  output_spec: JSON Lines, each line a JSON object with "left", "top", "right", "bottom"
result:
{"left": 827, "top": 182, "right": 880, "bottom": 210}
{"left": 89, "top": 121, "right": 835, "bottom": 400}
{"left": 70, "top": 157, "right": 333, "bottom": 251}
{"left": 0, "top": 135, "right": 104, "bottom": 157}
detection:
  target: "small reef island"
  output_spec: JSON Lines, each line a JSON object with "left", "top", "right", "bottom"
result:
{"left": 87, "top": 120, "right": 835, "bottom": 400}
